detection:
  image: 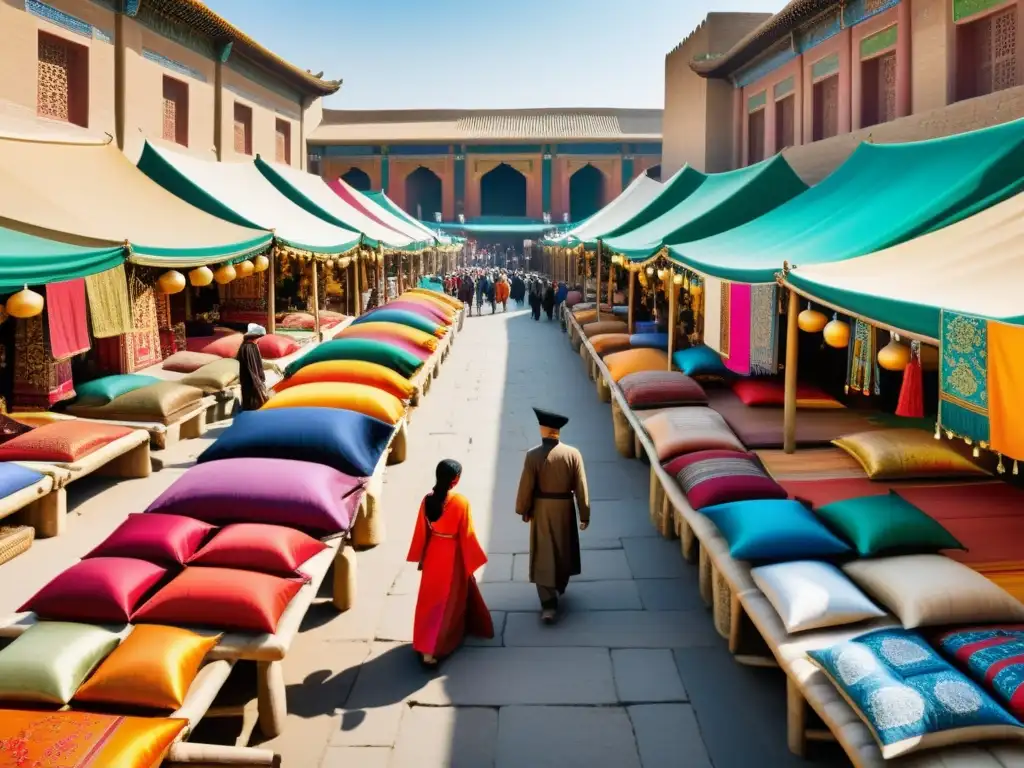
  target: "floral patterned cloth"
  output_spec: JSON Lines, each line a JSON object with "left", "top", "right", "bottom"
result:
{"left": 939, "top": 310, "right": 989, "bottom": 444}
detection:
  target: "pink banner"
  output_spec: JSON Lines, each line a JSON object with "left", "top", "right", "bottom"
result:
{"left": 326, "top": 179, "right": 406, "bottom": 236}
{"left": 724, "top": 282, "right": 751, "bottom": 375}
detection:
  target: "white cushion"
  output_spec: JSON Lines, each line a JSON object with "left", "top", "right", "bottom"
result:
{"left": 751, "top": 560, "right": 887, "bottom": 633}
{"left": 843, "top": 554, "right": 1024, "bottom": 629}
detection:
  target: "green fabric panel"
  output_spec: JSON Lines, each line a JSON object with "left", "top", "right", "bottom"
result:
{"left": 285, "top": 338, "right": 422, "bottom": 378}
{"left": 748, "top": 91, "right": 767, "bottom": 112}
{"left": 366, "top": 191, "right": 441, "bottom": 242}
{"left": 0, "top": 226, "right": 125, "bottom": 289}
{"left": 954, "top": 0, "right": 1005, "bottom": 21}
{"left": 74, "top": 374, "right": 161, "bottom": 405}
{"left": 668, "top": 118, "right": 1024, "bottom": 285}
{"left": 860, "top": 25, "right": 898, "bottom": 59}
{"left": 811, "top": 52, "right": 840, "bottom": 80}
{"left": 597, "top": 166, "right": 707, "bottom": 241}
{"left": 774, "top": 77, "right": 795, "bottom": 100}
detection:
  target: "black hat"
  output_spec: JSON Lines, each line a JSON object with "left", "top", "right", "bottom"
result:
{"left": 533, "top": 408, "right": 569, "bottom": 430}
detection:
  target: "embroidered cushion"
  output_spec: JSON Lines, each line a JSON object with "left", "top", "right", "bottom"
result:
{"left": 833, "top": 429, "right": 990, "bottom": 480}
{"left": 936, "top": 626, "right": 1024, "bottom": 720}
{"left": 84, "top": 513, "right": 214, "bottom": 566}
{"left": 180, "top": 359, "right": 240, "bottom": 393}
{"left": 629, "top": 332, "right": 670, "bottom": 351}
{"left": 340, "top": 321, "right": 439, "bottom": 352}
{"left": 74, "top": 625, "right": 220, "bottom": 711}
{"left": 0, "top": 463, "right": 45, "bottom": 497}
{"left": 807, "top": 627, "right": 1024, "bottom": 759}
{"left": 353, "top": 308, "right": 443, "bottom": 337}
{"left": 618, "top": 371, "right": 708, "bottom": 409}
{"left": 815, "top": 492, "right": 964, "bottom": 557}
{"left": 702, "top": 499, "right": 852, "bottom": 562}
{"left": 162, "top": 351, "right": 221, "bottom": 374}
{"left": 672, "top": 346, "right": 730, "bottom": 379}
{"left": 274, "top": 360, "right": 417, "bottom": 401}
{"left": 664, "top": 449, "right": 787, "bottom": 510}
{"left": 589, "top": 333, "right": 632, "bottom": 357}
{"left": 751, "top": 561, "right": 887, "bottom": 633}
{"left": 285, "top": 338, "right": 423, "bottom": 379}
{"left": 133, "top": 567, "right": 303, "bottom": 634}
{"left": 261, "top": 381, "right": 406, "bottom": 425}
{"left": 199, "top": 333, "right": 245, "bottom": 358}
{"left": 74, "top": 374, "right": 161, "bottom": 405}
{"left": 583, "top": 320, "right": 629, "bottom": 338}
{"left": 643, "top": 407, "right": 744, "bottom": 462}
{"left": 66, "top": 381, "right": 206, "bottom": 425}
{"left": 383, "top": 300, "right": 453, "bottom": 325}
{"left": 187, "top": 523, "right": 327, "bottom": 578}
{"left": 148, "top": 457, "right": 366, "bottom": 536}
{"left": 0, "top": 421, "right": 135, "bottom": 462}
{"left": 604, "top": 348, "right": 670, "bottom": 383}
{"left": 732, "top": 378, "right": 843, "bottom": 409}
{"left": 843, "top": 555, "right": 1024, "bottom": 629}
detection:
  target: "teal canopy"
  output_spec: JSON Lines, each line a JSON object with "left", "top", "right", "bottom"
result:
{"left": 668, "top": 118, "right": 1024, "bottom": 283}
{"left": 0, "top": 225, "right": 125, "bottom": 289}
{"left": 555, "top": 173, "right": 665, "bottom": 247}
{"left": 604, "top": 157, "right": 807, "bottom": 261}
{"left": 364, "top": 191, "right": 451, "bottom": 244}
{"left": 596, "top": 165, "right": 706, "bottom": 242}
{"left": 432, "top": 218, "right": 555, "bottom": 235}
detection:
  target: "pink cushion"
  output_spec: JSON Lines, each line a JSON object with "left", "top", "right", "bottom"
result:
{"left": 84, "top": 513, "right": 215, "bottom": 566}
{"left": 382, "top": 301, "right": 452, "bottom": 326}
{"left": 199, "top": 334, "right": 244, "bottom": 358}
{"left": 348, "top": 332, "right": 430, "bottom": 361}
{"left": 663, "top": 449, "right": 787, "bottom": 510}
{"left": 187, "top": 523, "right": 327, "bottom": 578}
{"left": 256, "top": 334, "right": 300, "bottom": 360}
{"left": 618, "top": 371, "right": 708, "bottom": 409}
{"left": 20, "top": 558, "right": 167, "bottom": 623}
{"left": 731, "top": 378, "right": 841, "bottom": 409}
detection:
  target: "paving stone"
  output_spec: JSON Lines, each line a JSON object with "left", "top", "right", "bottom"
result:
{"left": 512, "top": 549, "right": 633, "bottom": 582}
{"left": 635, "top": 578, "right": 706, "bottom": 611}
{"left": 627, "top": 704, "right": 712, "bottom": 768}
{"left": 319, "top": 746, "right": 392, "bottom": 768}
{"left": 495, "top": 705, "right": 641, "bottom": 768}
{"left": 586, "top": 501, "right": 659, "bottom": 539}
{"left": 622, "top": 537, "right": 689, "bottom": 579}
{"left": 392, "top": 706, "right": 497, "bottom": 767}
{"left": 585, "top": 460, "right": 650, "bottom": 501}
{"left": 487, "top": 536, "right": 623, "bottom": 554}
{"left": 504, "top": 610, "right": 720, "bottom": 649}
{"left": 375, "top": 593, "right": 416, "bottom": 642}
{"left": 388, "top": 563, "right": 420, "bottom": 596}
{"left": 612, "top": 649, "right": 688, "bottom": 703}
{"left": 481, "top": 580, "right": 642, "bottom": 611}
{"left": 477, "top": 554, "right": 513, "bottom": 582}
{"left": 466, "top": 610, "right": 506, "bottom": 647}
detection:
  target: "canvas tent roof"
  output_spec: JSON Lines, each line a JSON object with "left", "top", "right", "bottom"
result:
{"left": 359, "top": 190, "right": 449, "bottom": 244}
{"left": 434, "top": 219, "right": 553, "bottom": 235}
{"left": 0, "top": 224, "right": 124, "bottom": 289}
{"left": 557, "top": 173, "right": 664, "bottom": 246}
{"left": 666, "top": 118, "right": 1024, "bottom": 284}
{"left": 594, "top": 166, "right": 706, "bottom": 242}
{"left": 604, "top": 156, "right": 808, "bottom": 261}
{"left": 785, "top": 190, "right": 1024, "bottom": 341}
{"left": 138, "top": 142, "right": 360, "bottom": 256}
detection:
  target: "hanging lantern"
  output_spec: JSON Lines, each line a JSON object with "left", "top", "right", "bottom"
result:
{"left": 253, "top": 254, "right": 270, "bottom": 273}
{"left": 878, "top": 338, "right": 912, "bottom": 372}
{"left": 656, "top": 268, "right": 666, "bottom": 280}
{"left": 157, "top": 270, "right": 186, "bottom": 294}
{"left": 691, "top": 283, "right": 703, "bottom": 300}
{"left": 672, "top": 272, "right": 683, "bottom": 285}
{"left": 6, "top": 286, "right": 44, "bottom": 319}
{"left": 326, "top": 259, "right": 336, "bottom": 269}
{"left": 798, "top": 304, "right": 828, "bottom": 333}
{"left": 646, "top": 266, "right": 655, "bottom": 276}
{"left": 235, "top": 259, "right": 255, "bottom": 278}
{"left": 213, "top": 263, "right": 237, "bottom": 285}
{"left": 823, "top": 316, "right": 851, "bottom": 349}
{"left": 189, "top": 266, "right": 214, "bottom": 287}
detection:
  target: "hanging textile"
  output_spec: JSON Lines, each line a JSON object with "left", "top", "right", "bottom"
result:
{"left": 46, "top": 279, "right": 90, "bottom": 359}
{"left": 155, "top": 293, "right": 177, "bottom": 359}
{"left": 702, "top": 276, "right": 723, "bottom": 355}
{"left": 749, "top": 284, "right": 779, "bottom": 376}
{"left": 84, "top": 264, "right": 133, "bottom": 339}
{"left": 987, "top": 320, "right": 1024, "bottom": 462}
{"left": 846, "top": 319, "right": 880, "bottom": 396}
{"left": 895, "top": 355, "right": 924, "bottom": 418}
{"left": 938, "top": 311, "right": 990, "bottom": 443}
{"left": 12, "top": 317, "right": 74, "bottom": 410}
{"left": 719, "top": 280, "right": 731, "bottom": 358}
{"left": 724, "top": 282, "right": 751, "bottom": 375}
{"left": 95, "top": 270, "right": 162, "bottom": 374}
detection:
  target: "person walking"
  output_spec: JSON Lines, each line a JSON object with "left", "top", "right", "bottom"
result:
{"left": 528, "top": 282, "right": 542, "bottom": 321}
{"left": 458, "top": 274, "right": 475, "bottom": 316}
{"left": 236, "top": 323, "right": 271, "bottom": 411}
{"left": 495, "top": 275, "right": 510, "bottom": 312}
{"left": 514, "top": 408, "right": 590, "bottom": 624}
{"left": 542, "top": 282, "right": 555, "bottom": 321}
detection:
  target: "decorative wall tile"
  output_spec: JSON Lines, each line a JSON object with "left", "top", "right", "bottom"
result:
{"left": 26, "top": 0, "right": 93, "bottom": 38}
{"left": 795, "top": 9, "right": 842, "bottom": 53}
{"left": 774, "top": 76, "right": 795, "bottom": 99}
{"left": 142, "top": 48, "right": 207, "bottom": 82}
{"left": 811, "top": 52, "right": 841, "bottom": 80}
{"left": 135, "top": 2, "right": 216, "bottom": 58}
{"left": 748, "top": 90, "right": 767, "bottom": 112}
{"left": 844, "top": 0, "right": 900, "bottom": 27}
{"left": 735, "top": 43, "right": 797, "bottom": 88}
{"left": 860, "top": 24, "right": 898, "bottom": 58}
{"left": 954, "top": 0, "right": 1009, "bottom": 21}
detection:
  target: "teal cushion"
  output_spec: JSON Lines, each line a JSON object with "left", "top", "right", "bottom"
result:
{"left": 808, "top": 627, "right": 1023, "bottom": 759}
{"left": 74, "top": 374, "right": 161, "bottom": 406}
{"left": 353, "top": 308, "right": 441, "bottom": 336}
{"left": 284, "top": 338, "right": 423, "bottom": 379}
{"left": 672, "top": 346, "right": 730, "bottom": 378}
{"left": 0, "top": 622, "right": 120, "bottom": 705}
{"left": 701, "top": 499, "right": 851, "bottom": 561}
{"left": 815, "top": 491, "right": 964, "bottom": 557}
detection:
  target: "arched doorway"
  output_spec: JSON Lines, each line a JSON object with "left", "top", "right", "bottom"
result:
{"left": 569, "top": 164, "right": 605, "bottom": 222}
{"left": 645, "top": 164, "right": 662, "bottom": 181}
{"left": 480, "top": 163, "right": 527, "bottom": 217}
{"left": 405, "top": 166, "right": 443, "bottom": 221}
{"left": 342, "top": 167, "right": 372, "bottom": 191}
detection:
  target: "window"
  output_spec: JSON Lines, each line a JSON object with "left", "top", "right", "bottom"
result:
{"left": 275, "top": 118, "right": 291, "bottom": 164}
{"left": 37, "top": 32, "right": 88, "bottom": 127}
{"left": 812, "top": 75, "right": 840, "bottom": 141}
{"left": 233, "top": 102, "right": 252, "bottom": 155}
{"left": 861, "top": 52, "right": 897, "bottom": 128}
{"left": 775, "top": 95, "right": 796, "bottom": 151}
{"left": 957, "top": 7, "right": 1018, "bottom": 101}
{"left": 747, "top": 109, "right": 766, "bottom": 164}
{"left": 162, "top": 76, "right": 189, "bottom": 146}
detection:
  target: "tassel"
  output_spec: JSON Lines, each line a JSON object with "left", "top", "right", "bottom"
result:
{"left": 973, "top": 446, "right": 981, "bottom": 458}
{"left": 1014, "top": 460, "right": 1020, "bottom": 476}
{"left": 998, "top": 455, "right": 1006, "bottom": 475}
{"left": 934, "top": 423, "right": 941, "bottom": 440}
{"left": 895, "top": 356, "right": 924, "bottom": 418}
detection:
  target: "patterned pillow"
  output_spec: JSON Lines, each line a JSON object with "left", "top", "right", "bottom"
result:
{"left": 732, "top": 378, "right": 843, "bottom": 409}
{"left": 618, "top": 371, "right": 708, "bottom": 410}
{"left": 936, "top": 626, "right": 1024, "bottom": 720}
{"left": 643, "top": 407, "right": 744, "bottom": 462}
{"left": 833, "top": 429, "right": 989, "bottom": 480}
{"left": 162, "top": 351, "right": 221, "bottom": 374}
{"left": 664, "top": 449, "right": 787, "bottom": 510}
{"left": 629, "top": 333, "right": 670, "bottom": 351}
{"left": 808, "top": 627, "right": 1024, "bottom": 759}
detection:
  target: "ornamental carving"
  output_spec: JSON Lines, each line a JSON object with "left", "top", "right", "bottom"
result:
{"left": 37, "top": 37, "right": 70, "bottom": 122}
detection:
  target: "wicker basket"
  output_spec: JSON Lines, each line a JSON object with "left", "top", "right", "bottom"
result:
{"left": 698, "top": 545, "right": 712, "bottom": 607}
{"left": 612, "top": 400, "right": 636, "bottom": 458}
{"left": 712, "top": 565, "right": 733, "bottom": 640}
{"left": 0, "top": 525, "right": 34, "bottom": 566}
{"left": 679, "top": 516, "right": 696, "bottom": 562}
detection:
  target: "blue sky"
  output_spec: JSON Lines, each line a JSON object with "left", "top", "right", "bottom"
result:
{"left": 203, "top": 0, "right": 785, "bottom": 110}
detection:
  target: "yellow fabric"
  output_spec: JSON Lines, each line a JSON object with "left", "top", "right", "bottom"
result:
{"left": 340, "top": 321, "right": 438, "bottom": 351}
{"left": 263, "top": 381, "right": 405, "bottom": 425}
{"left": 274, "top": 360, "right": 417, "bottom": 400}
{"left": 988, "top": 320, "right": 1024, "bottom": 463}
{"left": 84, "top": 264, "right": 133, "bottom": 338}
{"left": 74, "top": 625, "right": 220, "bottom": 711}
{"left": 583, "top": 320, "right": 629, "bottom": 338}
{"left": 832, "top": 428, "right": 990, "bottom": 480}
{"left": 590, "top": 333, "right": 633, "bottom": 357}
{"left": 0, "top": 710, "right": 185, "bottom": 768}
{"left": 400, "top": 293, "right": 457, "bottom": 316}
{"left": 408, "top": 288, "right": 462, "bottom": 310}
{"left": 10, "top": 411, "right": 77, "bottom": 427}
{"left": 987, "top": 571, "right": 1024, "bottom": 604}
{"left": 604, "top": 348, "right": 670, "bottom": 383}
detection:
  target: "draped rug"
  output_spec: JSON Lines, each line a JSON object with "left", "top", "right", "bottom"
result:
{"left": 939, "top": 310, "right": 989, "bottom": 445}
{"left": 84, "top": 264, "right": 132, "bottom": 339}
{"left": 749, "top": 284, "right": 779, "bottom": 376}
{"left": 846, "top": 319, "right": 880, "bottom": 396}
{"left": 724, "top": 282, "right": 751, "bottom": 375}
{"left": 46, "top": 279, "right": 90, "bottom": 359}
{"left": 987, "top": 320, "right": 1024, "bottom": 463}
{"left": 12, "top": 316, "right": 74, "bottom": 410}
{"left": 95, "top": 270, "right": 162, "bottom": 374}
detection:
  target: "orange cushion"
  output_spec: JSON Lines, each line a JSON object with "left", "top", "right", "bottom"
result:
{"left": 604, "top": 348, "right": 670, "bottom": 382}
{"left": 262, "top": 381, "right": 406, "bottom": 425}
{"left": 408, "top": 288, "right": 462, "bottom": 310}
{"left": 583, "top": 320, "right": 629, "bottom": 338}
{"left": 590, "top": 333, "right": 633, "bottom": 357}
{"left": 399, "top": 294, "right": 458, "bottom": 317}
{"left": 573, "top": 309, "right": 616, "bottom": 325}
{"left": 340, "top": 321, "right": 438, "bottom": 352}
{"left": 0, "top": 421, "right": 134, "bottom": 462}
{"left": 273, "top": 360, "right": 417, "bottom": 401}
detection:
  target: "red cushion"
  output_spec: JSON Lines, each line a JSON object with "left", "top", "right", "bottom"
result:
{"left": 663, "top": 449, "right": 787, "bottom": 510}
{"left": 132, "top": 567, "right": 303, "bottom": 634}
{"left": 256, "top": 334, "right": 300, "bottom": 360}
{"left": 618, "top": 371, "right": 708, "bottom": 409}
{"left": 84, "top": 513, "right": 215, "bottom": 566}
{"left": 0, "top": 421, "right": 135, "bottom": 462}
{"left": 20, "top": 557, "right": 167, "bottom": 623}
{"left": 731, "top": 379, "right": 838, "bottom": 408}
{"left": 187, "top": 523, "right": 327, "bottom": 578}
{"left": 199, "top": 334, "right": 244, "bottom": 358}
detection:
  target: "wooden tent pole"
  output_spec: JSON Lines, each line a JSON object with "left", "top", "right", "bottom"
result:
{"left": 607, "top": 255, "right": 614, "bottom": 306}
{"left": 310, "top": 258, "right": 321, "bottom": 342}
{"left": 266, "top": 245, "right": 276, "bottom": 335}
{"left": 783, "top": 288, "right": 800, "bottom": 454}
{"left": 353, "top": 253, "right": 362, "bottom": 317}
{"left": 595, "top": 241, "right": 603, "bottom": 305}
{"left": 667, "top": 269, "right": 677, "bottom": 370}
{"left": 627, "top": 268, "right": 636, "bottom": 334}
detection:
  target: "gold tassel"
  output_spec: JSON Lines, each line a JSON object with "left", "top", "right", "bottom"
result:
{"left": 945, "top": 430, "right": 954, "bottom": 441}
{"left": 997, "top": 455, "right": 1006, "bottom": 475}
{"left": 972, "top": 446, "right": 980, "bottom": 458}
{"left": 934, "top": 423, "right": 941, "bottom": 440}
{"left": 1014, "top": 460, "right": 1020, "bottom": 476}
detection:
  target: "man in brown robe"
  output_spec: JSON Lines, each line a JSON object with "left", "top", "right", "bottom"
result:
{"left": 515, "top": 408, "right": 590, "bottom": 624}
{"left": 236, "top": 323, "right": 270, "bottom": 411}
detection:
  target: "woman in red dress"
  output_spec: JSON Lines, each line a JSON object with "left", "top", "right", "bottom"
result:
{"left": 406, "top": 459, "right": 494, "bottom": 667}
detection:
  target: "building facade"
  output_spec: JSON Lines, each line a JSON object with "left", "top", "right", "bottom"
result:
{"left": 307, "top": 109, "right": 662, "bottom": 224}
{"left": 0, "top": 0, "right": 338, "bottom": 164}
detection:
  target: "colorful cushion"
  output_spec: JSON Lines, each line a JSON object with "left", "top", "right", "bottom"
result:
{"left": 180, "top": 358, "right": 239, "bottom": 393}
{"left": 148, "top": 457, "right": 366, "bottom": 536}
{"left": 0, "top": 622, "right": 120, "bottom": 704}
{"left": 285, "top": 338, "right": 423, "bottom": 379}
{"left": 408, "top": 288, "right": 461, "bottom": 310}
{"left": 341, "top": 321, "right": 439, "bottom": 352}
{"left": 843, "top": 555, "right": 1024, "bottom": 629}
{"left": 807, "top": 628, "right": 1023, "bottom": 759}
{"left": 604, "top": 348, "right": 670, "bottom": 383}
{"left": 702, "top": 499, "right": 852, "bottom": 562}
{"left": 199, "top": 333, "right": 244, "bottom": 358}
{"left": 345, "top": 331, "right": 431, "bottom": 362}
{"left": 66, "top": 381, "right": 206, "bottom": 425}
{"left": 731, "top": 378, "right": 843, "bottom": 409}
{"left": 262, "top": 381, "right": 405, "bottom": 425}
{"left": 133, "top": 567, "right": 303, "bottom": 634}
{"left": 74, "top": 374, "right": 161, "bottom": 405}
{"left": 20, "top": 557, "right": 167, "bottom": 623}
{"left": 353, "top": 308, "right": 443, "bottom": 337}
{"left": 583, "top": 320, "right": 629, "bottom": 338}
{"left": 750, "top": 560, "right": 886, "bottom": 633}
{"left": 643, "top": 407, "right": 744, "bottom": 462}
{"left": 672, "top": 346, "right": 730, "bottom": 378}
{"left": 279, "top": 311, "right": 324, "bottom": 330}
{"left": 74, "top": 625, "right": 220, "bottom": 710}
{"left": 936, "top": 626, "right": 1024, "bottom": 720}
{"left": 590, "top": 333, "right": 632, "bottom": 357}
{"left": 833, "top": 429, "right": 989, "bottom": 480}
{"left": 188, "top": 523, "right": 327, "bottom": 577}
{"left": 383, "top": 300, "right": 453, "bottom": 325}
{"left": 815, "top": 492, "right": 964, "bottom": 557}
{"left": 196, "top": 407, "right": 393, "bottom": 478}
{"left": 565, "top": 290, "right": 583, "bottom": 307}
{"left": 84, "top": 513, "right": 214, "bottom": 566}
{"left": 0, "top": 463, "right": 45, "bottom": 497}
{"left": 274, "top": 360, "right": 417, "bottom": 401}
{"left": 618, "top": 371, "right": 708, "bottom": 409}
{"left": 629, "top": 332, "right": 670, "bottom": 350}
{"left": 256, "top": 333, "right": 301, "bottom": 359}
{"left": 162, "top": 351, "right": 221, "bottom": 373}
{"left": 399, "top": 295, "right": 457, "bottom": 319}
{"left": 664, "top": 449, "right": 787, "bottom": 510}
{"left": 0, "top": 421, "right": 135, "bottom": 463}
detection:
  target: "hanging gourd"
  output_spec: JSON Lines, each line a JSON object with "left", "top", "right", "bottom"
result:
{"left": 213, "top": 263, "right": 237, "bottom": 285}
{"left": 672, "top": 272, "right": 683, "bottom": 285}
{"left": 878, "top": 336, "right": 912, "bottom": 371}
{"left": 189, "top": 266, "right": 214, "bottom": 287}
{"left": 797, "top": 303, "right": 828, "bottom": 333}
{"left": 253, "top": 254, "right": 270, "bottom": 273}
{"left": 235, "top": 259, "right": 255, "bottom": 278}
{"left": 7, "top": 286, "right": 44, "bottom": 319}
{"left": 823, "top": 316, "right": 851, "bottom": 349}
{"left": 157, "top": 270, "right": 186, "bottom": 294}
{"left": 646, "top": 266, "right": 655, "bottom": 276}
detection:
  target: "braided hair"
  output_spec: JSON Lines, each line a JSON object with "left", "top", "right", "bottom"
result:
{"left": 424, "top": 458, "right": 462, "bottom": 522}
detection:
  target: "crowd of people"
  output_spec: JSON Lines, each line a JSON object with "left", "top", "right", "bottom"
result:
{"left": 442, "top": 269, "right": 570, "bottom": 320}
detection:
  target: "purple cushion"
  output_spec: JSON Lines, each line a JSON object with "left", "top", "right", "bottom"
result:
{"left": 146, "top": 458, "right": 366, "bottom": 537}
{"left": 619, "top": 371, "right": 708, "bottom": 409}
{"left": 84, "top": 513, "right": 215, "bottom": 566}
{"left": 664, "top": 449, "right": 788, "bottom": 510}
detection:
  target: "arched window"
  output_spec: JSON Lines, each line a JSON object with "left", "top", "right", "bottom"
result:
{"left": 645, "top": 164, "right": 662, "bottom": 182}
{"left": 405, "top": 166, "right": 443, "bottom": 220}
{"left": 569, "top": 164, "right": 605, "bottom": 221}
{"left": 480, "top": 163, "right": 527, "bottom": 217}
{"left": 342, "top": 167, "right": 372, "bottom": 191}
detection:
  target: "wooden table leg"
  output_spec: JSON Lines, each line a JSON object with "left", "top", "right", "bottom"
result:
{"left": 257, "top": 660, "right": 287, "bottom": 739}
{"left": 787, "top": 676, "right": 807, "bottom": 757}
{"left": 24, "top": 488, "right": 67, "bottom": 538}
{"left": 333, "top": 545, "right": 357, "bottom": 612}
